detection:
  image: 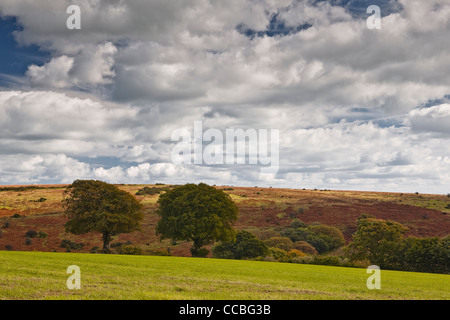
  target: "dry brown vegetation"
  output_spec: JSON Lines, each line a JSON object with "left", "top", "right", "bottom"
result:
{"left": 0, "top": 184, "right": 449, "bottom": 257}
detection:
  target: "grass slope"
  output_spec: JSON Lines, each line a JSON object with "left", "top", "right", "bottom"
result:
{"left": 0, "top": 251, "right": 448, "bottom": 300}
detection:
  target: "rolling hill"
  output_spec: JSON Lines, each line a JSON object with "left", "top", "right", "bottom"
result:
{"left": 0, "top": 184, "right": 449, "bottom": 257}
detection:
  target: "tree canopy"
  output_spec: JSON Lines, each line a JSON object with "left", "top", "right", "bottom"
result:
{"left": 62, "top": 180, "right": 144, "bottom": 252}
{"left": 156, "top": 183, "right": 238, "bottom": 257}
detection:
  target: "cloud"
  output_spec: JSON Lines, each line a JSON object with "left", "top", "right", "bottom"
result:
{"left": 0, "top": 0, "right": 450, "bottom": 192}
{"left": 408, "top": 104, "right": 450, "bottom": 134}
{"left": 26, "top": 42, "right": 117, "bottom": 89}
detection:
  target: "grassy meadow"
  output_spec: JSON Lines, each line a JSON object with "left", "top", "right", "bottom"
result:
{"left": 0, "top": 251, "right": 448, "bottom": 300}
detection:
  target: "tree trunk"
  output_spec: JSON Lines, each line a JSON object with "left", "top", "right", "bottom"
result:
{"left": 102, "top": 231, "right": 112, "bottom": 253}
{"left": 190, "top": 238, "right": 207, "bottom": 257}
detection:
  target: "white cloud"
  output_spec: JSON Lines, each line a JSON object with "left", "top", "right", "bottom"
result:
{"left": 26, "top": 56, "right": 74, "bottom": 88}
{"left": 0, "top": 0, "right": 450, "bottom": 192}
{"left": 408, "top": 104, "right": 450, "bottom": 134}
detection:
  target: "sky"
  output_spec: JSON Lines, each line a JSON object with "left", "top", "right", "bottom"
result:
{"left": 0, "top": 0, "right": 449, "bottom": 194}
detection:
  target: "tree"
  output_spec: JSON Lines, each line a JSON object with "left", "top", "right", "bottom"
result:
{"left": 307, "top": 224, "right": 345, "bottom": 252}
{"left": 62, "top": 180, "right": 144, "bottom": 252}
{"left": 346, "top": 217, "right": 408, "bottom": 267}
{"left": 156, "top": 183, "right": 238, "bottom": 257}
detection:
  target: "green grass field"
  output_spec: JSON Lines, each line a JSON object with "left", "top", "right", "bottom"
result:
{"left": 0, "top": 251, "right": 448, "bottom": 300}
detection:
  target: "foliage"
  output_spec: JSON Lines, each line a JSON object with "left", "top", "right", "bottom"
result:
{"left": 389, "top": 236, "right": 450, "bottom": 273}
{"left": 60, "top": 239, "right": 85, "bottom": 251}
{"left": 264, "top": 237, "right": 294, "bottom": 251}
{"left": 268, "top": 247, "right": 288, "bottom": 262}
{"left": 212, "top": 230, "right": 268, "bottom": 260}
{"left": 62, "top": 180, "right": 144, "bottom": 252}
{"left": 25, "top": 230, "right": 38, "bottom": 238}
{"left": 156, "top": 183, "right": 238, "bottom": 257}
{"left": 37, "top": 231, "right": 48, "bottom": 238}
{"left": 136, "top": 186, "right": 170, "bottom": 195}
{"left": 308, "top": 224, "right": 345, "bottom": 252}
{"left": 346, "top": 217, "right": 408, "bottom": 267}
{"left": 119, "top": 245, "right": 143, "bottom": 255}
{"left": 280, "top": 222, "right": 345, "bottom": 254}
{"left": 293, "top": 241, "right": 318, "bottom": 255}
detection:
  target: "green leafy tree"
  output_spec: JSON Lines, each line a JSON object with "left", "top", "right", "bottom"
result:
{"left": 308, "top": 224, "right": 345, "bottom": 252}
{"left": 62, "top": 180, "right": 144, "bottom": 252}
{"left": 156, "top": 183, "right": 238, "bottom": 257}
{"left": 395, "top": 236, "right": 450, "bottom": 273}
{"left": 346, "top": 218, "right": 408, "bottom": 266}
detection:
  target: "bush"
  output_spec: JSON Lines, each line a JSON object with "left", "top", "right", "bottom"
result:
{"left": 5, "top": 244, "right": 13, "bottom": 251}
{"left": 60, "top": 239, "right": 85, "bottom": 251}
{"left": 311, "top": 256, "right": 342, "bottom": 266}
{"left": 287, "top": 249, "right": 306, "bottom": 258}
{"left": 213, "top": 230, "right": 268, "bottom": 260}
{"left": 190, "top": 247, "right": 209, "bottom": 258}
{"left": 307, "top": 224, "right": 345, "bottom": 252}
{"left": 3, "top": 220, "right": 10, "bottom": 228}
{"left": 268, "top": 247, "right": 288, "bottom": 262}
{"left": 212, "top": 242, "right": 236, "bottom": 259}
{"left": 25, "top": 237, "right": 32, "bottom": 245}
{"left": 293, "top": 241, "right": 318, "bottom": 255}
{"left": 305, "top": 235, "right": 329, "bottom": 254}
{"left": 110, "top": 241, "right": 132, "bottom": 248}
{"left": 11, "top": 214, "right": 21, "bottom": 218}
{"left": 37, "top": 231, "right": 48, "bottom": 238}
{"left": 264, "top": 237, "right": 294, "bottom": 251}
{"left": 25, "top": 230, "right": 38, "bottom": 238}
{"left": 120, "top": 245, "right": 143, "bottom": 255}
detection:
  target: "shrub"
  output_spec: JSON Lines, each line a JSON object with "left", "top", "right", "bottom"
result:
{"left": 213, "top": 231, "right": 268, "bottom": 260}
{"left": 281, "top": 226, "right": 309, "bottom": 243}
{"left": 190, "top": 247, "right": 209, "bottom": 258}
{"left": 311, "top": 255, "right": 342, "bottom": 266}
{"left": 289, "top": 219, "right": 307, "bottom": 229}
{"left": 37, "top": 231, "right": 48, "bottom": 238}
{"left": 5, "top": 244, "right": 13, "bottom": 251}
{"left": 25, "top": 230, "right": 38, "bottom": 238}
{"left": 264, "top": 237, "right": 294, "bottom": 252}
{"left": 212, "top": 242, "right": 235, "bottom": 259}
{"left": 11, "top": 214, "right": 21, "bottom": 218}
{"left": 120, "top": 245, "right": 143, "bottom": 255}
{"left": 287, "top": 249, "right": 306, "bottom": 258}
{"left": 25, "top": 237, "right": 32, "bottom": 245}
{"left": 307, "top": 224, "right": 345, "bottom": 252}
{"left": 60, "top": 239, "right": 85, "bottom": 251}
{"left": 268, "top": 247, "right": 288, "bottom": 262}
{"left": 110, "top": 241, "right": 132, "bottom": 248}
{"left": 305, "top": 235, "right": 329, "bottom": 254}
{"left": 3, "top": 220, "right": 10, "bottom": 228}
{"left": 293, "top": 241, "right": 318, "bottom": 255}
